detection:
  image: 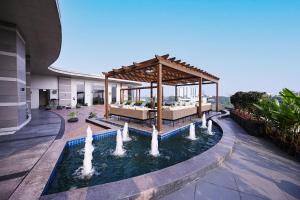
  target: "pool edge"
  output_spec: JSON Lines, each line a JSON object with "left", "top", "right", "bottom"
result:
{"left": 40, "top": 113, "right": 236, "bottom": 200}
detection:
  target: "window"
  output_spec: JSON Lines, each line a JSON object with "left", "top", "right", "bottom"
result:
{"left": 77, "top": 84, "right": 85, "bottom": 105}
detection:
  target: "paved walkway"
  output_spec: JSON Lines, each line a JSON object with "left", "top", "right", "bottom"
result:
{"left": 0, "top": 110, "right": 63, "bottom": 200}
{"left": 162, "top": 118, "right": 300, "bottom": 200}
{"left": 52, "top": 105, "right": 105, "bottom": 139}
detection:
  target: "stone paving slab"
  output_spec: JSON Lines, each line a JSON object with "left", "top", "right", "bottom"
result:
{"left": 161, "top": 117, "right": 300, "bottom": 200}
{"left": 0, "top": 110, "right": 63, "bottom": 200}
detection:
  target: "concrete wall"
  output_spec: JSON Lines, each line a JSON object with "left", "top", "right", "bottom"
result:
{"left": 26, "top": 56, "right": 31, "bottom": 113}
{"left": 30, "top": 75, "right": 131, "bottom": 108}
{"left": 58, "top": 77, "right": 71, "bottom": 107}
{"left": 30, "top": 75, "right": 134, "bottom": 108}
{"left": 0, "top": 24, "right": 29, "bottom": 134}
{"left": 70, "top": 79, "right": 84, "bottom": 107}
{"left": 30, "top": 75, "right": 58, "bottom": 109}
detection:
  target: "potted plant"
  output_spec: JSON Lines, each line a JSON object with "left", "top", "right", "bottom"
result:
{"left": 56, "top": 105, "right": 63, "bottom": 110}
{"left": 88, "top": 112, "right": 97, "bottom": 119}
{"left": 68, "top": 111, "right": 78, "bottom": 123}
{"left": 66, "top": 104, "right": 71, "bottom": 109}
{"left": 45, "top": 104, "right": 51, "bottom": 110}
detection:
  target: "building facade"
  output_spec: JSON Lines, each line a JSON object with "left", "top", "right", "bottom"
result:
{"left": 0, "top": 1, "right": 139, "bottom": 135}
{"left": 30, "top": 67, "right": 139, "bottom": 110}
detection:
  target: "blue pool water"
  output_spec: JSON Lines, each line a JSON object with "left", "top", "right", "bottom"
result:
{"left": 44, "top": 123, "right": 222, "bottom": 195}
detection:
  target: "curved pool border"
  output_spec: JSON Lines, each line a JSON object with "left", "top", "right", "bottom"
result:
{"left": 41, "top": 114, "right": 236, "bottom": 200}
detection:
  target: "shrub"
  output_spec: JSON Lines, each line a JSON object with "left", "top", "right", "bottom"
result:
{"left": 89, "top": 112, "right": 97, "bottom": 118}
{"left": 134, "top": 101, "right": 144, "bottom": 106}
{"left": 68, "top": 111, "right": 78, "bottom": 119}
{"left": 254, "top": 88, "right": 300, "bottom": 153}
{"left": 230, "top": 91, "right": 266, "bottom": 114}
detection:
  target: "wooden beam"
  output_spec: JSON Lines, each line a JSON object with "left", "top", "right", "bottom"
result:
{"left": 105, "top": 75, "right": 109, "bottom": 118}
{"left": 106, "top": 54, "right": 169, "bottom": 77}
{"left": 162, "top": 76, "right": 196, "bottom": 83}
{"left": 176, "top": 81, "right": 215, "bottom": 87}
{"left": 150, "top": 82, "right": 154, "bottom": 109}
{"left": 157, "top": 63, "right": 163, "bottom": 132}
{"left": 198, "top": 77, "right": 202, "bottom": 117}
{"left": 120, "top": 85, "right": 157, "bottom": 91}
{"left": 156, "top": 55, "right": 219, "bottom": 82}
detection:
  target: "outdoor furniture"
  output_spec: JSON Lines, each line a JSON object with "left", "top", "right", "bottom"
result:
{"left": 109, "top": 106, "right": 150, "bottom": 121}
{"left": 162, "top": 106, "right": 197, "bottom": 126}
{"left": 162, "top": 103, "right": 212, "bottom": 126}
{"left": 197, "top": 103, "right": 212, "bottom": 113}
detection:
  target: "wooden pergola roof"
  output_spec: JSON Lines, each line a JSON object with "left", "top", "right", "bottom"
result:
{"left": 103, "top": 54, "right": 219, "bottom": 85}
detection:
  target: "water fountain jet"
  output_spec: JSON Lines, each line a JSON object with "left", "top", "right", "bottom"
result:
{"left": 113, "top": 130, "right": 125, "bottom": 156}
{"left": 187, "top": 123, "right": 197, "bottom": 140}
{"left": 150, "top": 125, "right": 159, "bottom": 157}
{"left": 122, "top": 122, "right": 131, "bottom": 141}
{"left": 82, "top": 126, "right": 94, "bottom": 177}
{"left": 201, "top": 113, "right": 207, "bottom": 128}
{"left": 207, "top": 120, "right": 214, "bottom": 135}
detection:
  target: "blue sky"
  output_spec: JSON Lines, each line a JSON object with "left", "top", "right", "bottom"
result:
{"left": 54, "top": 0, "right": 300, "bottom": 96}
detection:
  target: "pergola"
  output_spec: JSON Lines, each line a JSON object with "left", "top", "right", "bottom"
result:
{"left": 103, "top": 54, "right": 220, "bottom": 131}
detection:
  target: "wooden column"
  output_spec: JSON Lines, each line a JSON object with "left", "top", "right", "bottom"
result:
{"left": 120, "top": 83, "right": 123, "bottom": 103}
{"left": 175, "top": 85, "right": 178, "bottom": 101}
{"left": 157, "top": 63, "right": 162, "bottom": 131}
{"left": 150, "top": 82, "right": 153, "bottom": 108}
{"left": 162, "top": 86, "right": 164, "bottom": 104}
{"left": 135, "top": 89, "right": 138, "bottom": 102}
{"left": 138, "top": 89, "right": 141, "bottom": 101}
{"left": 198, "top": 78, "right": 202, "bottom": 117}
{"left": 105, "top": 75, "right": 109, "bottom": 118}
{"left": 216, "top": 82, "right": 219, "bottom": 111}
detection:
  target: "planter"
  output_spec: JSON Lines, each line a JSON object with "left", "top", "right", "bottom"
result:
{"left": 287, "top": 145, "right": 296, "bottom": 156}
{"left": 295, "top": 151, "right": 300, "bottom": 162}
{"left": 57, "top": 105, "right": 64, "bottom": 110}
{"left": 230, "top": 111, "right": 265, "bottom": 137}
{"left": 68, "top": 118, "right": 78, "bottom": 123}
{"left": 66, "top": 106, "right": 71, "bottom": 110}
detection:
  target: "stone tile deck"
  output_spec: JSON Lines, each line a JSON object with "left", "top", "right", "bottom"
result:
{"left": 52, "top": 105, "right": 106, "bottom": 139}
{"left": 161, "top": 118, "right": 300, "bottom": 200}
{"left": 0, "top": 110, "right": 63, "bottom": 200}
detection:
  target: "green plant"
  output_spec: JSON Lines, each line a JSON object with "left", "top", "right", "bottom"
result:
{"left": 89, "top": 112, "right": 97, "bottom": 118}
{"left": 68, "top": 111, "right": 78, "bottom": 119}
{"left": 254, "top": 88, "right": 300, "bottom": 152}
{"left": 231, "top": 91, "right": 265, "bottom": 113}
{"left": 134, "top": 101, "right": 144, "bottom": 106}
{"left": 125, "top": 101, "right": 132, "bottom": 105}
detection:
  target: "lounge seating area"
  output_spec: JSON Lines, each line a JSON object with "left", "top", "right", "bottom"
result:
{"left": 104, "top": 54, "right": 220, "bottom": 131}
{"left": 109, "top": 99, "right": 212, "bottom": 126}
{"left": 110, "top": 104, "right": 150, "bottom": 121}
